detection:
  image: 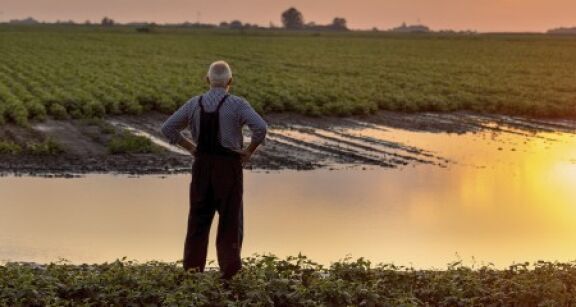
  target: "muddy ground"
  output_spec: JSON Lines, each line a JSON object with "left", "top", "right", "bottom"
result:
{"left": 0, "top": 111, "right": 575, "bottom": 176}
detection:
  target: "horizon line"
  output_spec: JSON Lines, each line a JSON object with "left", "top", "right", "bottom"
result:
{"left": 3, "top": 16, "right": 573, "bottom": 33}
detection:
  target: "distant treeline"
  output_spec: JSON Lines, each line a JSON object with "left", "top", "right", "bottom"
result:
{"left": 6, "top": 7, "right": 445, "bottom": 33}
{"left": 7, "top": 7, "right": 350, "bottom": 32}
{"left": 548, "top": 27, "right": 576, "bottom": 34}
{"left": 7, "top": 10, "right": 575, "bottom": 34}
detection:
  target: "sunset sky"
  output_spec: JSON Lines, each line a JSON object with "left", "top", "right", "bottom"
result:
{"left": 1, "top": 0, "right": 575, "bottom": 32}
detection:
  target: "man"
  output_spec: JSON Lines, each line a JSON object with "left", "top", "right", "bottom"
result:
{"left": 161, "top": 61, "right": 267, "bottom": 279}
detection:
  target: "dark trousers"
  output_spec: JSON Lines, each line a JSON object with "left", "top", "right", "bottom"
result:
{"left": 183, "top": 153, "right": 244, "bottom": 279}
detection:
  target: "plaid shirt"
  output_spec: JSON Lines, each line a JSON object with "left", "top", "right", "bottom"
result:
{"left": 161, "top": 87, "right": 267, "bottom": 151}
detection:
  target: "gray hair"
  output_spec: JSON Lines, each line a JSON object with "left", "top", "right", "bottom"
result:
{"left": 207, "top": 61, "right": 232, "bottom": 87}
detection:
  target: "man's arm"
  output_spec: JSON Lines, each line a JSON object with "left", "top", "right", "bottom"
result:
{"left": 161, "top": 99, "right": 196, "bottom": 154}
{"left": 238, "top": 99, "right": 267, "bottom": 163}
{"left": 175, "top": 137, "right": 196, "bottom": 154}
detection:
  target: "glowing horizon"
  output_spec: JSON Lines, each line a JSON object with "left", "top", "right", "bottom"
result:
{"left": 1, "top": 0, "right": 575, "bottom": 32}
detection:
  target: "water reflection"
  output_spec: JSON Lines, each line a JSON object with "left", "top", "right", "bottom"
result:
{"left": 1, "top": 127, "right": 575, "bottom": 268}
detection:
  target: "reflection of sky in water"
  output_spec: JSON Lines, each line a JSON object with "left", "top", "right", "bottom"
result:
{"left": 1, "top": 127, "right": 575, "bottom": 268}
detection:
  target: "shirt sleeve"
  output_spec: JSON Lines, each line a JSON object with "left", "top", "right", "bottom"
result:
{"left": 238, "top": 99, "right": 267, "bottom": 146}
{"left": 161, "top": 99, "right": 195, "bottom": 145}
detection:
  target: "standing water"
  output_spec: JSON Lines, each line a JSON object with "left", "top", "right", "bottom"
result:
{"left": 1, "top": 124, "right": 576, "bottom": 268}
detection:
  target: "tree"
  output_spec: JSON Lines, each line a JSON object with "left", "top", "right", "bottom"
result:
{"left": 281, "top": 7, "right": 304, "bottom": 30}
{"left": 229, "top": 20, "right": 243, "bottom": 29}
{"left": 330, "top": 17, "right": 348, "bottom": 31}
{"left": 101, "top": 17, "right": 114, "bottom": 26}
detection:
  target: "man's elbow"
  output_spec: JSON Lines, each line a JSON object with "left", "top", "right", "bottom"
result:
{"left": 160, "top": 123, "right": 169, "bottom": 138}
{"left": 260, "top": 122, "right": 268, "bottom": 136}
{"left": 160, "top": 122, "right": 176, "bottom": 142}
{"left": 257, "top": 120, "right": 268, "bottom": 135}
{"left": 254, "top": 122, "right": 268, "bottom": 145}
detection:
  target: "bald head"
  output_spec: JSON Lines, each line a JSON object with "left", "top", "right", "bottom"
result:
{"left": 207, "top": 61, "right": 232, "bottom": 88}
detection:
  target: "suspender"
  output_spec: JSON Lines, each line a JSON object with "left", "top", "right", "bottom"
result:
{"left": 198, "top": 94, "right": 230, "bottom": 113}
{"left": 195, "top": 93, "right": 237, "bottom": 157}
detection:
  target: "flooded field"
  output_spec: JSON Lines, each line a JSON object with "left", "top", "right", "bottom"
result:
{"left": 2, "top": 115, "right": 576, "bottom": 268}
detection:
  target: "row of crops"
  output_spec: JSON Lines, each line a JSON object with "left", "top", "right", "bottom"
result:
{"left": 1, "top": 26, "right": 576, "bottom": 126}
{"left": 2, "top": 254, "right": 576, "bottom": 305}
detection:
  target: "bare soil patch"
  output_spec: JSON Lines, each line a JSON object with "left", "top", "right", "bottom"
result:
{"left": 0, "top": 112, "right": 574, "bottom": 176}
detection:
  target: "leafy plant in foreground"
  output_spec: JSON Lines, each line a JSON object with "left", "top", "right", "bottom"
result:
{"left": 1, "top": 255, "right": 576, "bottom": 306}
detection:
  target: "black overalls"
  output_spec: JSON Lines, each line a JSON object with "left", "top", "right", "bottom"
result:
{"left": 184, "top": 94, "right": 244, "bottom": 279}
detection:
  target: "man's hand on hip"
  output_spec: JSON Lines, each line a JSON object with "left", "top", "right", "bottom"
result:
{"left": 238, "top": 143, "right": 260, "bottom": 165}
{"left": 239, "top": 149, "right": 253, "bottom": 164}
{"left": 177, "top": 137, "right": 197, "bottom": 155}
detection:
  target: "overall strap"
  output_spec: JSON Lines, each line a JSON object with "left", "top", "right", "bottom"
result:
{"left": 215, "top": 94, "right": 230, "bottom": 113}
{"left": 198, "top": 95, "right": 204, "bottom": 112}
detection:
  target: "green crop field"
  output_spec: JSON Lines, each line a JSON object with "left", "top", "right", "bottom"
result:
{"left": 2, "top": 255, "right": 576, "bottom": 305}
{"left": 1, "top": 25, "right": 576, "bottom": 125}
